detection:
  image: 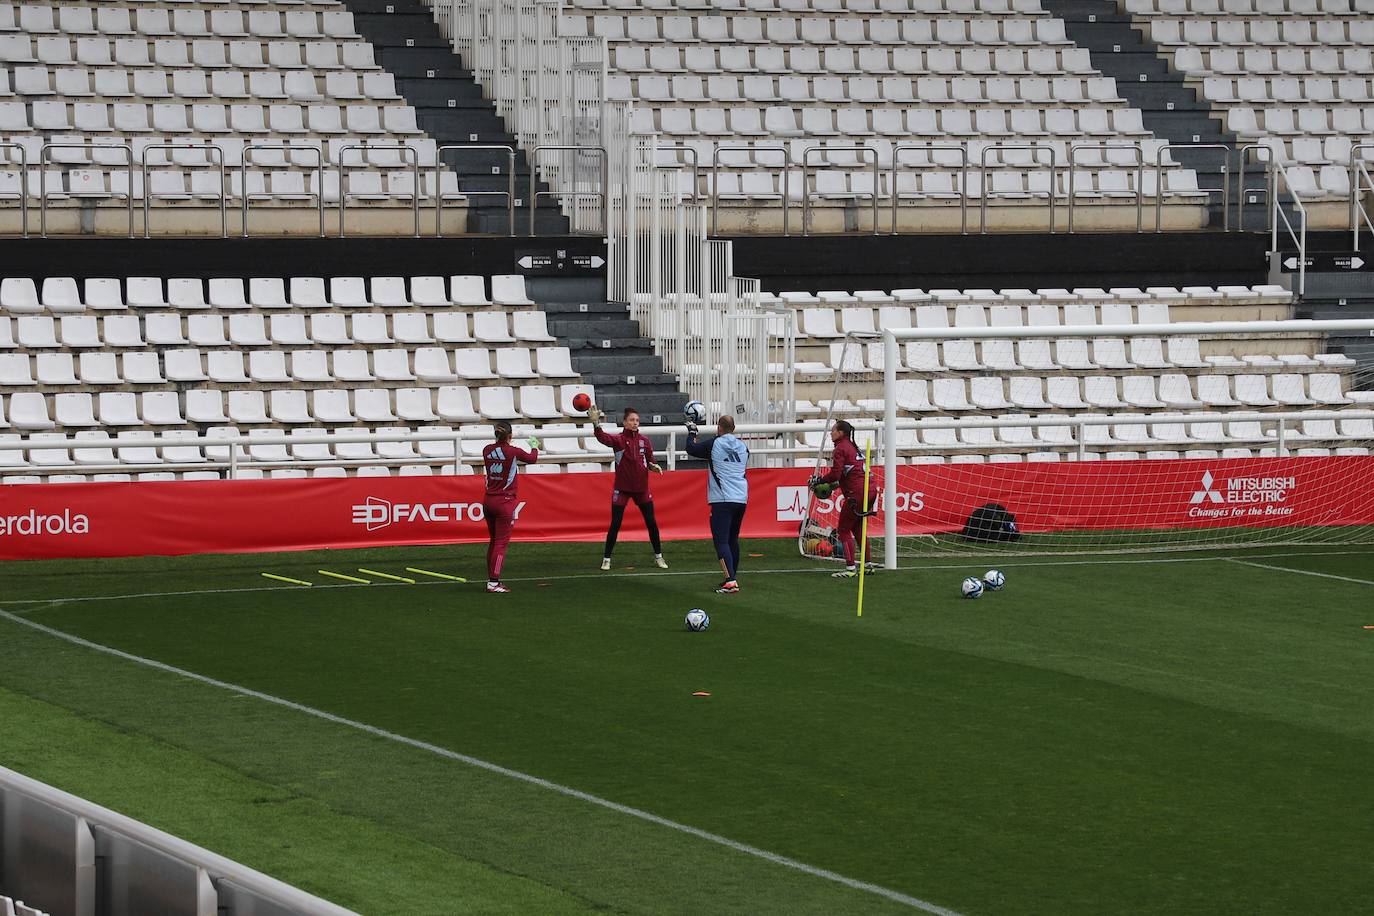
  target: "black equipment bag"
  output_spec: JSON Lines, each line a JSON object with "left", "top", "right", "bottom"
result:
{"left": 961, "top": 503, "right": 1021, "bottom": 542}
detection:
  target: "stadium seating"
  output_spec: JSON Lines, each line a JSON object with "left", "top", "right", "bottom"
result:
{"left": 1134, "top": 0, "right": 1374, "bottom": 211}
{"left": 570, "top": 0, "right": 1210, "bottom": 230}
{"left": 0, "top": 1, "right": 465, "bottom": 234}
{"left": 778, "top": 283, "right": 1374, "bottom": 461}
{"left": 0, "top": 894, "right": 49, "bottom": 916}
{"left": 0, "top": 274, "right": 608, "bottom": 480}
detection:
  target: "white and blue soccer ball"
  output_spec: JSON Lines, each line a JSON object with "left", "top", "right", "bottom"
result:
{"left": 685, "top": 608, "right": 710, "bottom": 631}
{"left": 983, "top": 569, "right": 1006, "bottom": 591}
{"left": 961, "top": 576, "right": 985, "bottom": 599}
{"left": 684, "top": 400, "right": 707, "bottom": 424}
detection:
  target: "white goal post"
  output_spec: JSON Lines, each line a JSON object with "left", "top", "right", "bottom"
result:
{"left": 880, "top": 318, "right": 1374, "bottom": 569}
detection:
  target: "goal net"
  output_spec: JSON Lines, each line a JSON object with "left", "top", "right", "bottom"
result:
{"left": 800, "top": 318, "right": 1374, "bottom": 563}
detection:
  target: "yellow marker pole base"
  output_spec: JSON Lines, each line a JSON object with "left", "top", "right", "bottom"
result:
{"left": 318, "top": 570, "right": 370, "bottom": 584}
{"left": 261, "top": 573, "right": 312, "bottom": 587}
{"left": 358, "top": 568, "right": 416, "bottom": 584}
{"left": 405, "top": 567, "right": 468, "bottom": 583}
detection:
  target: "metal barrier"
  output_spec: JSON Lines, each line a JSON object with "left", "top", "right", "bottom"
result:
{"left": 1350, "top": 143, "right": 1374, "bottom": 252}
{"left": 1067, "top": 143, "right": 1143, "bottom": 233}
{"left": 979, "top": 143, "right": 1058, "bottom": 233}
{"left": 336, "top": 143, "right": 420, "bottom": 238}
{"left": 1270, "top": 162, "right": 1309, "bottom": 296}
{"left": 40, "top": 142, "right": 135, "bottom": 239}
{"left": 1154, "top": 143, "right": 1231, "bottom": 232}
{"left": 141, "top": 143, "right": 226, "bottom": 239}
{"left": 654, "top": 143, "right": 702, "bottom": 202}
{"left": 710, "top": 145, "right": 790, "bottom": 236}
{"left": 890, "top": 142, "right": 968, "bottom": 235}
{"left": 1237, "top": 142, "right": 1273, "bottom": 232}
{"left": 529, "top": 144, "right": 607, "bottom": 235}
{"left": 240, "top": 142, "right": 326, "bottom": 238}
{"left": 435, "top": 143, "right": 516, "bottom": 237}
{"left": 801, "top": 146, "right": 880, "bottom": 236}
{"left": 1, "top": 142, "right": 29, "bottom": 237}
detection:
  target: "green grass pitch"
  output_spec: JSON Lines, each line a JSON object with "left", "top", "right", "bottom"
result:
{"left": 2, "top": 539, "right": 1373, "bottom": 915}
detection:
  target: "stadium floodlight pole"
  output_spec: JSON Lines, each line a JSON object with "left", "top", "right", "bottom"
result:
{"left": 881, "top": 317, "right": 1374, "bottom": 571}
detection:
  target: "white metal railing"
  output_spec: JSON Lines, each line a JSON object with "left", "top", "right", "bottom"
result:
{"left": 880, "top": 318, "right": 1374, "bottom": 568}
{"left": 429, "top": 0, "right": 607, "bottom": 233}
{"left": 7, "top": 406, "right": 1373, "bottom": 482}
{"left": 1270, "top": 162, "right": 1310, "bottom": 296}
{"left": 0, "top": 764, "right": 357, "bottom": 916}
{"left": 1350, "top": 145, "right": 1374, "bottom": 253}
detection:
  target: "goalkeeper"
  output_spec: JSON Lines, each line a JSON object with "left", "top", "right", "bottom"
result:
{"left": 588, "top": 405, "right": 667, "bottom": 571}
{"left": 811, "top": 420, "right": 875, "bottom": 579}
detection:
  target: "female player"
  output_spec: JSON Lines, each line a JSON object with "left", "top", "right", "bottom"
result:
{"left": 685, "top": 414, "right": 750, "bottom": 594}
{"left": 589, "top": 405, "right": 667, "bottom": 570}
{"left": 811, "top": 419, "right": 875, "bottom": 579}
{"left": 481, "top": 421, "right": 540, "bottom": 593}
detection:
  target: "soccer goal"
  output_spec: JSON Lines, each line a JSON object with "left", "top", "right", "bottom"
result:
{"left": 800, "top": 317, "right": 1374, "bottom": 567}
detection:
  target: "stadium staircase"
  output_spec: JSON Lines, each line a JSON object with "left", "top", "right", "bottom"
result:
{"left": 1039, "top": 0, "right": 1266, "bottom": 229}
{"left": 338, "top": 0, "right": 567, "bottom": 234}
{"left": 529, "top": 277, "right": 687, "bottom": 426}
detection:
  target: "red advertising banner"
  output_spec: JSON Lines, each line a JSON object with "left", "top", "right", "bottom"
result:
{"left": 1, "top": 457, "right": 1371, "bottom": 561}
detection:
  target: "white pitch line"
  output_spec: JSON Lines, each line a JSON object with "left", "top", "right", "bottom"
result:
{"left": 0, "top": 608, "right": 960, "bottom": 916}
{"left": 6, "top": 547, "right": 1374, "bottom": 608}
{"left": 1224, "top": 558, "right": 1374, "bottom": 587}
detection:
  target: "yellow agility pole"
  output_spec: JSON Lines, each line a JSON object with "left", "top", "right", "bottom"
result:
{"left": 857, "top": 438, "right": 873, "bottom": 618}
{"left": 318, "top": 570, "right": 370, "bottom": 584}
{"left": 261, "top": 573, "right": 312, "bottom": 587}
{"left": 358, "top": 568, "right": 416, "bottom": 584}
{"left": 405, "top": 567, "right": 468, "bottom": 583}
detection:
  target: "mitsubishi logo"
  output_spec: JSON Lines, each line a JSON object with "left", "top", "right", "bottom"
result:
{"left": 1190, "top": 471, "right": 1224, "bottom": 505}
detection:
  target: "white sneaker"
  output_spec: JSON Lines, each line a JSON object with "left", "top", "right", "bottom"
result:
{"left": 654, "top": 554, "right": 668, "bottom": 569}
{"left": 600, "top": 557, "right": 611, "bottom": 571}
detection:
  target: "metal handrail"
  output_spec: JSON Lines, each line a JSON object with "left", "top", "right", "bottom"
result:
{"left": 141, "top": 143, "right": 226, "bottom": 239}
{"left": 889, "top": 142, "right": 968, "bottom": 235}
{"left": 336, "top": 143, "right": 420, "bottom": 238}
{"left": 529, "top": 144, "right": 607, "bottom": 235}
{"left": 240, "top": 142, "right": 325, "bottom": 238}
{"left": 979, "top": 143, "right": 1058, "bottom": 234}
{"left": 435, "top": 143, "right": 516, "bottom": 237}
{"left": 1269, "top": 162, "right": 1309, "bottom": 297}
{"left": 40, "top": 142, "right": 135, "bottom": 239}
{"left": 653, "top": 143, "right": 701, "bottom": 202}
{"left": 801, "top": 146, "right": 880, "bottom": 236}
{"left": 1066, "top": 143, "right": 1143, "bottom": 233}
{"left": 1153, "top": 143, "right": 1231, "bottom": 232}
{"left": 0, "top": 142, "right": 29, "bottom": 237}
{"left": 710, "top": 144, "right": 790, "bottom": 236}
{"left": 1237, "top": 142, "right": 1273, "bottom": 232}
{"left": 1349, "top": 143, "right": 1374, "bottom": 251}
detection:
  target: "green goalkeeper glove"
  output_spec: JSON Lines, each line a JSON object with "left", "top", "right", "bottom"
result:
{"left": 525, "top": 436, "right": 542, "bottom": 450}
{"left": 811, "top": 481, "right": 835, "bottom": 498}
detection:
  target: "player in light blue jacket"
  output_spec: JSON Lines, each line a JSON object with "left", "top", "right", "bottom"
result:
{"left": 684, "top": 414, "right": 749, "bottom": 594}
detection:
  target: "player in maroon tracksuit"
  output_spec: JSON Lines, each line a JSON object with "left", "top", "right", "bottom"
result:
{"left": 481, "top": 420, "right": 539, "bottom": 593}
{"left": 813, "top": 419, "right": 875, "bottom": 579}
{"left": 590, "top": 406, "right": 667, "bottom": 570}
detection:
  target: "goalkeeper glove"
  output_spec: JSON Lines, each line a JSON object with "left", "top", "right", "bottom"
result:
{"left": 525, "top": 436, "right": 542, "bottom": 450}
{"left": 649, "top": 462, "right": 663, "bottom": 474}
{"left": 685, "top": 422, "right": 698, "bottom": 436}
{"left": 586, "top": 406, "right": 602, "bottom": 425}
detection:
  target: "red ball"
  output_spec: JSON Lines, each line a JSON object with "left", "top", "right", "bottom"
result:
{"left": 572, "top": 393, "right": 592, "bottom": 412}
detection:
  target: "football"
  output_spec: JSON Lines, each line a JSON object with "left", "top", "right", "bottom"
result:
{"left": 961, "top": 576, "right": 985, "bottom": 599}
{"left": 683, "top": 400, "right": 706, "bottom": 424}
{"left": 685, "top": 608, "right": 710, "bottom": 631}
{"left": 572, "top": 392, "right": 592, "bottom": 412}
{"left": 983, "top": 569, "right": 1006, "bottom": 591}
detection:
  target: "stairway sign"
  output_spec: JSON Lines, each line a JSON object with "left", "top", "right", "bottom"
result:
{"left": 1278, "top": 253, "right": 1370, "bottom": 272}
